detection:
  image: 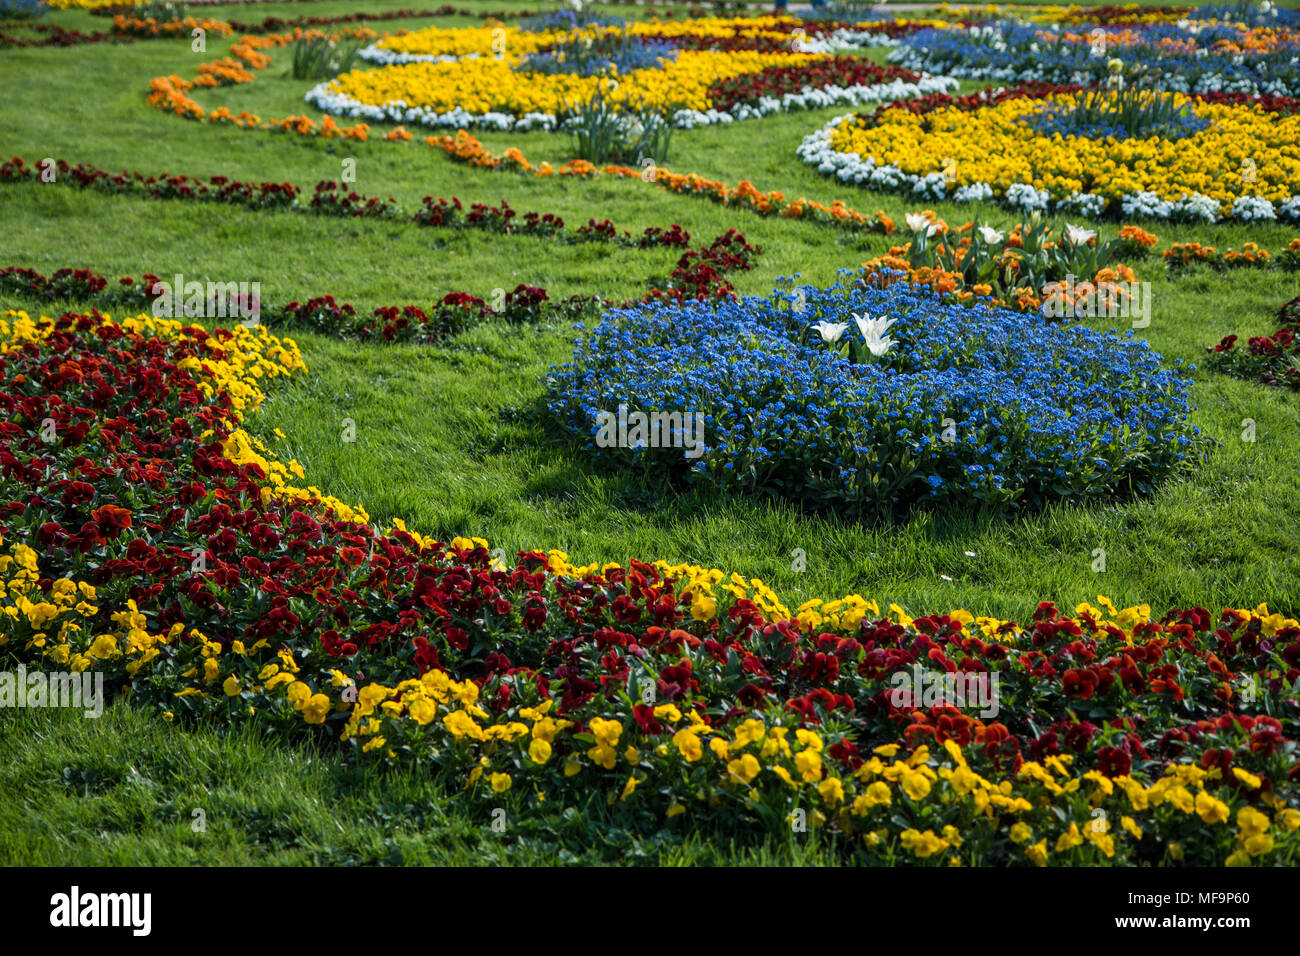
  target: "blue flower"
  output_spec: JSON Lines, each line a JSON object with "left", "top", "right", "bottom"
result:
{"left": 546, "top": 282, "right": 1202, "bottom": 515}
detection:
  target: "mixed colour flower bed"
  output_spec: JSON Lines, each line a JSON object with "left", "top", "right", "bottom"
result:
{"left": 306, "top": 14, "right": 957, "bottom": 130}
{"left": 5, "top": 0, "right": 1300, "bottom": 872}
{"left": 799, "top": 86, "right": 1300, "bottom": 223}
{"left": 2, "top": 309, "right": 1297, "bottom": 866}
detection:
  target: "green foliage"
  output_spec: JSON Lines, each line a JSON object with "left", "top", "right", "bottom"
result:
{"left": 2, "top": 0, "right": 1298, "bottom": 866}
{"left": 562, "top": 87, "right": 674, "bottom": 165}
{"left": 291, "top": 35, "right": 365, "bottom": 80}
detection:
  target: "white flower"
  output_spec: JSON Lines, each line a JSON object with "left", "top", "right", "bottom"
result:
{"left": 1064, "top": 223, "right": 1096, "bottom": 246}
{"left": 978, "top": 223, "right": 1004, "bottom": 244}
{"left": 810, "top": 320, "right": 848, "bottom": 344}
{"left": 853, "top": 313, "right": 898, "bottom": 357}
{"left": 904, "top": 212, "right": 931, "bottom": 234}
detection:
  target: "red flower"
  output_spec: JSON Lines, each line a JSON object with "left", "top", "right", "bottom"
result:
{"left": 91, "top": 503, "right": 132, "bottom": 537}
{"left": 1096, "top": 746, "right": 1132, "bottom": 777}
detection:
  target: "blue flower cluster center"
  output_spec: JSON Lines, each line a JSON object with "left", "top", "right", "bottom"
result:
{"left": 547, "top": 282, "right": 1201, "bottom": 515}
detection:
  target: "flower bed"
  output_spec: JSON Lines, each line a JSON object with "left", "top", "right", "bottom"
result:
{"left": 858, "top": 213, "right": 1151, "bottom": 316}
{"left": 2, "top": 309, "right": 1296, "bottom": 866}
{"left": 1207, "top": 294, "right": 1300, "bottom": 391}
{"left": 799, "top": 87, "right": 1300, "bottom": 223}
{"left": 888, "top": 7, "right": 1300, "bottom": 97}
{"left": 427, "top": 130, "right": 898, "bottom": 233}
{"left": 0, "top": 266, "right": 601, "bottom": 340}
{"left": 547, "top": 282, "right": 1202, "bottom": 516}
{"left": 306, "top": 14, "right": 957, "bottom": 130}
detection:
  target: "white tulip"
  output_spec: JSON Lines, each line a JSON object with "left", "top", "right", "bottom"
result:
{"left": 810, "top": 320, "right": 848, "bottom": 344}
{"left": 978, "top": 223, "right": 1004, "bottom": 244}
{"left": 905, "top": 212, "right": 931, "bottom": 234}
{"left": 1064, "top": 223, "right": 1096, "bottom": 246}
{"left": 853, "top": 313, "right": 898, "bottom": 357}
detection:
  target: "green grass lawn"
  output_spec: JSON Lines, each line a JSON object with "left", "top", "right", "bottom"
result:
{"left": 2, "top": 0, "right": 1299, "bottom": 865}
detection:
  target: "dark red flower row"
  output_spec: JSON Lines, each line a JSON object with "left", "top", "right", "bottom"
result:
{"left": 707, "top": 57, "right": 922, "bottom": 112}
{"left": 864, "top": 83, "right": 1300, "bottom": 124}
{"left": 0, "top": 224, "right": 758, "bottom": 342}
{"left": 4, "top": 158, "right": 710, "bottom": 258}
{"left": 0, "top": 23, "right": 121, "bottom": 48}
{"left": 0, "top": 266, "right": 596, "bottom": 342}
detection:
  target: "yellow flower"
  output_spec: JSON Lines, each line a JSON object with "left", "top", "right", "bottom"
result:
{"left": 727, "top": 754, "right": 761, "bottom": 785}
{"left": 1231, "top": 767, "right": 1262, "bottom": 790}
{"left": 407, "top": 697, "right": 437, "bottom": 725}
{"left": 732, "top": 718, "right": 766, "bottom": 748}
{"left": 285, "top": 681, "right": 311, "bottom": 709}
{"left": 222, "top": 675, "right": 240, "bottom": 697}
{"left": 587, "top": 743, "right": 617, "bottom": 769}
{"left": 691, "top": 594, "right": 717, "bottom": 621}
{"left": 853, "top": 781, "right": 891, "bottom": 814}
{"left": 771, "top": 765, "right": 798, "bottom": 789}
{"left": 1164, "top": 785, "right": 1195, "bottom": 814}
{"left": 1009, "top": 822, "right": 1033, "bottom": 844}
{"left": 1243, "top": 833, "right": 1274, "bottom": 857}
{"left": 1055, "top": 823, "right": 1084, "bottom": 852}
{"left": 818, "top": 776, "right": 845, "bottom": 807}
{"left": 1195, "top": 791, "right": 1230, "bottom": 825}
{"left": 443, "top": 709, "right": 486, "bottom": 741}
{"left": 899, "top": 828, "right": 949, "bottom": 858}
{"left": 1026, "top": 840, "right": 1048, "bottom": 867}
{"left": 1085, "top": 827, "right": 1115, "bottom": 858}
{"left": 666, "top": 803, "right": 686, "bottom": 818}
{"left": 489, "top": 772, "right": 512, "bottom": 793}
{"left": 588, "top": 717, "right": 622, "bottom": 748}
{"left": 529, "top": 738, "right": 552, "bottom": 764}
{"left": 901, "top": 771, "right": 932, "bottom": 801}
{"left": 652, "top": 703, "right": 681, "bottom": 724}
{"left": 673, "top": 729, "right": 703, "bottom": 762}
{"left": 302, "top": 694, "right": 330, "bottom": 724}
{"left": 795, "top": 728, "right": 824, "bottom": 752}
{"left": 1237, "top": 806, "right": 1270, "bottom": 835}
{"left": 794, "top": 749, "right": 823, "bottom": 783}
{"left": 620, "top": 775, "right": 638, "bottom": 800}
{"left": 88, "top": 634, "right": 119, "bottom": 659}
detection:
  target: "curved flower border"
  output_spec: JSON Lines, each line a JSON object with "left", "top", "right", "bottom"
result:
{"left": 797, "top": 110, "right": 1300, "bottom": 225}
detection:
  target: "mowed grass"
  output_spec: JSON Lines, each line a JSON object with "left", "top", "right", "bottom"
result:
{"left": 0, "top": 698, "right": 858, "bottom": 865}
{"left": 2, "top": 0, "right": 1299, "bottom": 865}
